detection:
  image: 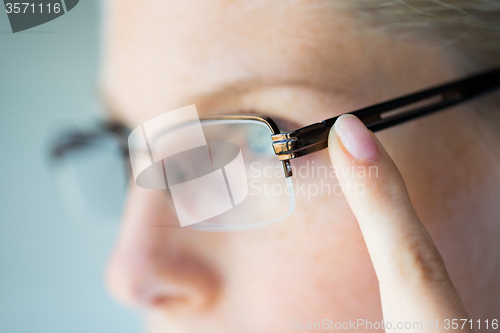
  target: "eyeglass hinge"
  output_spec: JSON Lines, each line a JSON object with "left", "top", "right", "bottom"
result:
{"left": 271, "top": 123, "right": 330, "bottom": 161}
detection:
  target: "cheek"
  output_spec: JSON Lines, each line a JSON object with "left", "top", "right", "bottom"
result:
{"left": 218, "top": 173, "right": 382, "bottom": 324}
{"left": 376, "top": 115, "right": 471, "bottom": 227}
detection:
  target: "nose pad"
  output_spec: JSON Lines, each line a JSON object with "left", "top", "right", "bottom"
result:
{"left": 105, "top": 185, "right": 221, "bottom": 311}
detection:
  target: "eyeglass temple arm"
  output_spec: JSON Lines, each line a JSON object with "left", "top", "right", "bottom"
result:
{"left": 272, "top": 67, "right": 500, "bottom": 162}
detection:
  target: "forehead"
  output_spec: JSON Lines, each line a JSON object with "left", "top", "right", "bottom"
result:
{"left": 101, "top": 0, "right": 443, "bottom": 127}
{"left": 101, "top": 0, "right": 374, "bottom": 121}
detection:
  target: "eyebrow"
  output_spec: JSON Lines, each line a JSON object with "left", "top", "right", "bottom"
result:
{"left": 208, "top": 75, "right": 354, "bottom": 95}
{"left": 186, "top": 73, "right": 359, "bottom": 113}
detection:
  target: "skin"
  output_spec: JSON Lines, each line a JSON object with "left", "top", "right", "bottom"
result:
{"left": 101, "top": 0, "right": 500, "bottom": 332}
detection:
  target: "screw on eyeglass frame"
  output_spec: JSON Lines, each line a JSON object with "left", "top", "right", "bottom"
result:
{"left": 271, "top": 67, "right": 500, "bottom": 177}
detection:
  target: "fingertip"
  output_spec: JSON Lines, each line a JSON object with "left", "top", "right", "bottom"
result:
{"left": 332, "top": 115, "right": 380, "bottom": 161}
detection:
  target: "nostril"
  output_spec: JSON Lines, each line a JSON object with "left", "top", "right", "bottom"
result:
{"left": 150, "top": 296, "right": 171, "bottom": 307}
{"left": 148, "top": 295, "right": 189, "bottom": 308}
{"left": 139, "top": 285, "right": 196, "bottom": 308}
{"left": 140, "top": 280, "right": 216, "bottom": 311}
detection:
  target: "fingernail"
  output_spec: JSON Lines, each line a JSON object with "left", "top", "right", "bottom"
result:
{"left": 334, "top": 114, "right": 379, "bottom": 160}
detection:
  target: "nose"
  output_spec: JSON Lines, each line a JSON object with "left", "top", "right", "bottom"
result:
{"left": 106, "top": 185, "right": 221, "bottom": 311}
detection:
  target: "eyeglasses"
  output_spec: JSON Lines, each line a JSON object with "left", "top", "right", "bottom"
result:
{"left": 49, "top": 67, "right": 500, "bottom": 231}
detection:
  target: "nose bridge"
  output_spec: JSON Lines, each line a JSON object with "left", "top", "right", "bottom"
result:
{"left": 106, "top": 185, "right": 221, "bottom": 311}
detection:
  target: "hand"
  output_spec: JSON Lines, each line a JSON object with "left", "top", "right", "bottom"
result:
{"left": 328, "top": 114, "right": 473, "bottom": 332}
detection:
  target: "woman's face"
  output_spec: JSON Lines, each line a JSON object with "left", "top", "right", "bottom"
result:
{"left": 102, "top": 1, "right": 499, "bottom": 332}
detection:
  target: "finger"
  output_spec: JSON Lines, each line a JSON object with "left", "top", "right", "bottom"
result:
{"left": 328, "top": 114, "right": 471, "bottom": 331}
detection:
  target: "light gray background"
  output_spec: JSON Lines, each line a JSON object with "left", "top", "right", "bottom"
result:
{"left": 0, "top": 2, "right": 142, "bottom": 332}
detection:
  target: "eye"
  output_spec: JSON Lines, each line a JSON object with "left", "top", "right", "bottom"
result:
{"left": 247, "top": 125, "right": 273, "bottom": 155}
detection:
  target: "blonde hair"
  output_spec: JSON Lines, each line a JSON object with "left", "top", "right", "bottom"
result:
{"left": 330, "top": 0, "right": 500, "bottom": 69}
{"left": 322, "top": 0, "right": 500, "bottom": 139}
